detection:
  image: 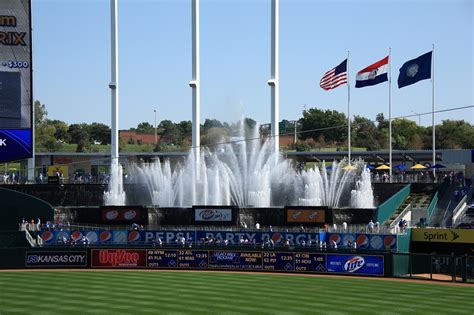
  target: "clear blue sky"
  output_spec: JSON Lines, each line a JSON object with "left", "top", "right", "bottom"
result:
{"left": 33, "top": 0, "right": 473, "bottom": 129}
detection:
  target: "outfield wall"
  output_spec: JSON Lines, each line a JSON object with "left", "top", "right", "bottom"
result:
{"left": 0, "top": 247, "right": 390, "bottom": 277}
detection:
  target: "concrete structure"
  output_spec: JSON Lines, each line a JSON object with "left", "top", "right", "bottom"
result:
{"left": 21, "top": 149, "right": 473, "bottom": 181}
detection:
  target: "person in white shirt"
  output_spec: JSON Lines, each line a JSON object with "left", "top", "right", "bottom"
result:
{"left": 255, "top": 222, "right": 260, "bottom": 230}
{"left": 368, "top": 220, "right": 375, "bottom": 233}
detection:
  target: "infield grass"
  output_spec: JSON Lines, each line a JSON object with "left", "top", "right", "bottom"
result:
{"left": 0, "top": 271, "right": 473, "bottom": 315}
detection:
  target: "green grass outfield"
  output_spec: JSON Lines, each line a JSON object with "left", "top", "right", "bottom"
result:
{"left": 0, "top": 271, "right": 473, "bottom": 314}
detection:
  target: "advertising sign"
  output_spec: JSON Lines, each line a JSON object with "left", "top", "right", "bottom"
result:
{"left": 100, "top": 206, "right": 142, "bottom": 224}
{"left": 208, "top": 251, "right": 263, "bottom": 270}
{"left": 194, "top": 208, "right": 232, "bottom": 222}
{"left": 294, "top": 252, "right": 326, "bottom": 272}
{"left": 327, "top": 254, "right": 384, "bottom": 276}
{"left": 91, "top": 249, "right": 147, "bottom": 268}
{"left": 0, "top": 0, "right": 33, "bottom": 162}
{"left": 327, "top": 233, "right": 397, "bottom": 251}
{"left": 262, "top": 251, "right": 295, "bottom": 271}
{"left": 412, "top": 228, "right": 474, "bottom": 244}
{"left": 25, "top": 251, "right": 87, "bottom": 267}
{"left": 287, "top": 208, "right": 326, "bottom": 223}
{"left": 47, "top": 165, "right": 68, "bottom": 177}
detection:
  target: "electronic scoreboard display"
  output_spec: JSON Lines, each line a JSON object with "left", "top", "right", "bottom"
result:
{"left": 143, "top": 250, "right": 383, "bottom": 276}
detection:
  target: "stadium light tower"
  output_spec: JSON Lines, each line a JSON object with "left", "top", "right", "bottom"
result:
{"left": 190, "top": 0, "right": 200, "bottom": 159}
{"left": 268, "top": 0, "right": 280, "bottom": 153}
{"left": 109, "top": 0, "right": 119, "bottom": 169}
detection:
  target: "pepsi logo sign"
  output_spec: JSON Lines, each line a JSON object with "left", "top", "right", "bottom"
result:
{"left": 128, "top": 231, "right": 141, "bottom": 243}
{"left": 105, "top": 210, "right": 119, "bottom": 220}
{"left": 123, "top": 210, "right": 137, "bottom": 220}
{"left": 356, "top": 234, "right": 369, "bottom": 249}
{"left": 70, "top": 231, "right": 83, "bottom": 241}
{"left": 292, "top": 211, "right": 302, "bottom": 219}
{"left": 329, "top": 234, "right": 341, "bottom": 245}
{"left": 384, "top": 235, "right": 396, "bottom": 248}
{"left": 41, "top": 231, "right": 53, "bottom": 243}
{"left": 343, "top": 256, "right": 365, "bottom": 273}
{"left": 99, "top": 231, "right": 112, "bottom": 242}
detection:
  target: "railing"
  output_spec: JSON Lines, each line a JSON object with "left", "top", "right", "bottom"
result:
{"left": 426, "top": 191, "right": 439, "bottom": 224}
{"left": 452, "top": 195, "right": 468, "bottom": 227}
{"left": 24, "top": 229, "right": 37, "bottom": 247}
{"left": 390, "top": 204, "right": 412, "bottom": 231}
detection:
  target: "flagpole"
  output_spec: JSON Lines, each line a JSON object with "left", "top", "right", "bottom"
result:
{"left": 388, "top": 48, "right": 392, "bottom": 182}
{"left": 347, "top": 51, "right": 351, "bottom": 163}
{"left": 432, "top": 44, "right": 436, "bottom": 179}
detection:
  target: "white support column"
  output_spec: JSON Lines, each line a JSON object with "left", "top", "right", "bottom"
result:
{"left": 109, "top": 0, "right": 119, "bottom": 168}
{"left": 268, "top": 0, "right": 279, "bottom": 153}
{"left": 190, "top": 0, "right": 200, "bottom": 158}
{"left": 432, "top": 45, "right": 436, "bottom": 178}
{"left": 388, "top": 48, "right": 392, "bottom": 181}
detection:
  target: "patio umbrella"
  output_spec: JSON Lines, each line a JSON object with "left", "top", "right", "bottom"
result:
{"left": 394, "top": 164, "right": 407, "bottom": 170}
{"left": 343, "top": 164, "right": 356, "bottom": 170}
{"left": 366, "top": 165, "right": 375, "bottom": 170}
{"left": 376, "top": 165, "right": 390, "bottom": 170}
{"left": 410, "top": 164, "right": 426, "bottom": 169}
{"left": 431, "top": 163, "right": 446, "bottom": 169}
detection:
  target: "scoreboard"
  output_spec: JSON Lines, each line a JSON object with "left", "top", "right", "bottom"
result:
{"left": 127, "top": 249, "right": 384, "bottom": 276}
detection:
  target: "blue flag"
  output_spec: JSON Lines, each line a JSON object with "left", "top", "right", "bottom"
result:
{"left": 398, "top": 51, "right": 432, "bottom": 88}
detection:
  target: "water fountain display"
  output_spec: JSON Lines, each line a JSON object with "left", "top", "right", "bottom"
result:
{"left": 105, "top": 122, "right": 374, "bottom": 208}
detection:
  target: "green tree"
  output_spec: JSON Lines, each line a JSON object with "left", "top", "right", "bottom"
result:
{"left": 392, "top": 119, "right": 419, "bottom": 150}
{"left": 202, "top": 119, "right": 224, "bottom": 134}
{"left": 353, "top": 115, "right": 380, "bottom": 151}
{"left": 48, "top": 119, "right": 70, "bottom": 143}
{"left": 201, "top": 127, "right": 228, "bottom": 148}
{"left": 158, "top": 120, "right": 181, "bottom": 145}
{"left": 34, "top": 101, "right": 61, "bottom": 152}
{"left": 89, "top": 122, "right": 111, "bottom": 145}
{"left": 299, "top": 108, "right": 346, "bottom": 144}
{"left": 136, "top": 122, "right": 154, "bottom": 134}
{"left": 435, "top": 120, "right": 474, "bottom": 149}
{"left": 68, "top": 123, "right": 91, "bottom": 152}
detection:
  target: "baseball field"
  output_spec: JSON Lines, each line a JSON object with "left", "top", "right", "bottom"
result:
{"left": 0, "top": 271, "right": 473, "bottom": 314}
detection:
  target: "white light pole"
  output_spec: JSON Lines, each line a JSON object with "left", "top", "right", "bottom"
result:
{"left": 109, "top": 0, "right": 119, "bottom": 168}
{"left": 268, "top": 0, "right": 279, "bottom": 153}
{"left": 154, "top": 109, "right": 157, "bottom": 145}
{"left": 411, "top": 110, "right": 421, "bottom": 125}
{"left": 190, "top": 0, "right": 200, "bottom": 158}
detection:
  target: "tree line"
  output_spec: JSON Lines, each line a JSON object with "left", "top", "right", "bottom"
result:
{"left": 34, "top": 100, "right": 474, "bottom": 152}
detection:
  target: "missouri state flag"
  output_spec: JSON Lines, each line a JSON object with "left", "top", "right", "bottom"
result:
{"left": 398, "top": 51, "right": 432, "bottom": 88}
{"left": 355, "top": 56, "right": 389, "bottom": 88}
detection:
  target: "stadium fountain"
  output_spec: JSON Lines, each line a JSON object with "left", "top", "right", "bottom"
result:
{"left": 105, "top": 122, "right": 374, "bottom": 208}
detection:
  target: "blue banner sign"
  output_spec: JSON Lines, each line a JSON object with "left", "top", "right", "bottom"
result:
{"left": 326, "top": 254, "right": 384, "bottom": 276}
{"left": 40, "top": 229, "right": 396, "bottom": 253}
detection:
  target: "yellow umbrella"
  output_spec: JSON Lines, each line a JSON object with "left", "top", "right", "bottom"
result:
{"left": 343, "top": 164, "right": 356, "bottom": 170}
{"left": 376, "top": 164, "right": 390, "bottom": 170}
{"left": 410, "top": 164, "right": 426, "bottom": 169}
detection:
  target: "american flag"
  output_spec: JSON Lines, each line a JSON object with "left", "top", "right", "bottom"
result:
{"left": 320, "top": 59, "right": 347, "bottom": 90}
